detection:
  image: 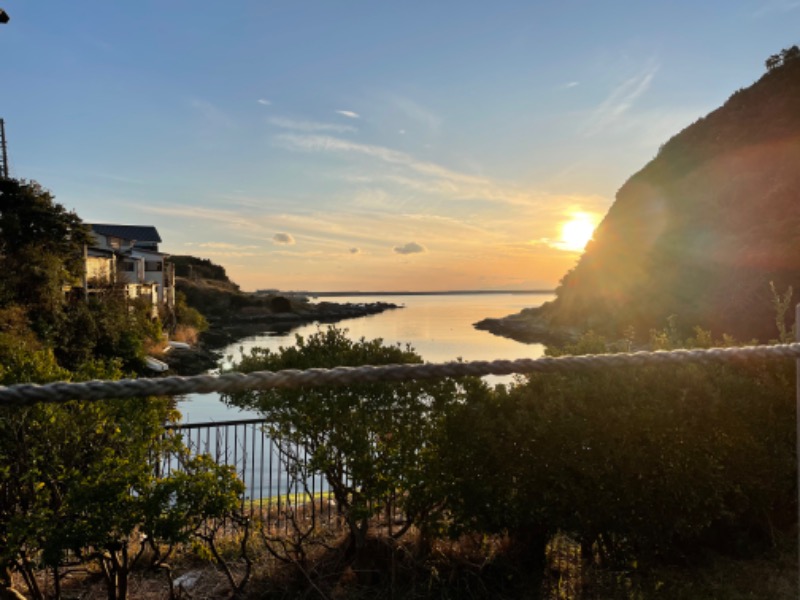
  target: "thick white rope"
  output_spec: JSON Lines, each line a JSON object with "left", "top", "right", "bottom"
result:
{"left": 1, "top": 343, "right": 799, "bottom": 407}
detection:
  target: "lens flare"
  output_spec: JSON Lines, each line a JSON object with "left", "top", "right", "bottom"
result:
{"left": 559, "top": 214, "right": 596, "bottom": 252}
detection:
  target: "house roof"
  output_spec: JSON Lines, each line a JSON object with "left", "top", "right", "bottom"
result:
{"left": 87, "top": 247, "right": 114, "bottom": 257}
{"left": 90, "top": 224, "right": 162, "bottom": 243}
{"left": 124, "top": 248, "right": 169, "bottom": 258}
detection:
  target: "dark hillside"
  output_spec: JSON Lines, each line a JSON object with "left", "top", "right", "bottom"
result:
{"left": 536, "top": 49, "right": 800, "bottom": 341}
{"left": 170, "top": 255, "right": 239, "bottom": 290}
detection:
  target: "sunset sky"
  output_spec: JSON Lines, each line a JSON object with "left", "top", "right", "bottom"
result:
{"left": 1, "top": 1, "right": 797, "bottom": 291}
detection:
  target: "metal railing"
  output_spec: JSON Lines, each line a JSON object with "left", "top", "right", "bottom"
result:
{"left": 162, "top": 418, "right": 341, "bottom": 530}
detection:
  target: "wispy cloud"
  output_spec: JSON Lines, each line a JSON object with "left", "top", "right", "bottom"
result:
{"left": 275, "top": 133, "right": 487, "bottom": 187}
{"left": 273, "top": 232, "right": 295, "bottom": 245}
{"left": 274, "top": 133, "right": 547, "bottom": 206}
{"left": 269, "top": 117, "right": 356, "bottom": 134}
{"left": 565, "top": 81, "right": 580, "bottom": 88}
{"left": 752, "top": 0, "right": 800, "bottom": 16}
{"left": 336, "top": 110, "right": 360, "bottom": 119}
{"left": 381, "top": 93, "right": 442, "bottom": 134}
{"left": 189, "top": 98, "right": 236, "bottom": 129}
{"left": 190, "top": 249, "right": 261, "bottom": 258}
{"left": 394, "top": 242, "right": 426, "bottom": 255}
{"left": 583, "top": 63, "right": 658, "bottom": 136}
{"left": 87, "top": 172, "right": 145, "bottom": 186}
{"left": 197, "top": 242, "right": 260, "bottom": 250}
{"left": 257, "top": 98, "right": 272, "bottom": 106}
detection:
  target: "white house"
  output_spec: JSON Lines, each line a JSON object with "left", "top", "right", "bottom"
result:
{"left": 84, "top": 224, "right": 175, "bottom": 309}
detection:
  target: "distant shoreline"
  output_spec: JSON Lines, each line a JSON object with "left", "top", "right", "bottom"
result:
{"left": 264, "top": 290, "right": 555, "bottom": 298}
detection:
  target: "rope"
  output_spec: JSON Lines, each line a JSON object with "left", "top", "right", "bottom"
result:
{"left": 1, "top": 343, "right": 799, "bottom": 407}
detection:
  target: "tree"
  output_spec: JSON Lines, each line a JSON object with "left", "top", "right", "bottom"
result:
{"left": 765, "top": 53, "right": 781, "bottom": 71}
{"left": 0, "top": 179, "right": 92, "bottom": 337}
{"left": 224, "top": 327, "right": 468, "bottom": 554}
{"left": 0, "top": 345, "right": 244, "bottom": 600}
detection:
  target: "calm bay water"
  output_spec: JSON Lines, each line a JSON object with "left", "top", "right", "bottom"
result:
{"left": 177, "top": 292, "right": 554, "bottom": 423}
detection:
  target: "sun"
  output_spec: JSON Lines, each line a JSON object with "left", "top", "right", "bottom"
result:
{"left": 559, "top": 214, "right": 596, "bottom": 252}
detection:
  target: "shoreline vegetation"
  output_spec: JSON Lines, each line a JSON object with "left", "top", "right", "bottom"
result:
{"left": 474, "top": 306, "right": 579, "bottom": 346}
{"left": 164, "top": 273, "right": 403, "bottom": 374}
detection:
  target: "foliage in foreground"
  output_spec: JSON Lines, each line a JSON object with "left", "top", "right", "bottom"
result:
{"left": 431, "top": 321, "right": 795, "bottom": 569}
{"left": 225, "top": 320, "right": 796, "bottom": 596}
{"left": 0, "top": 178, "right": 245, "bottom": 600}
{"left": 0, "top": 345, "right": 245, "bottom": 600}
{"left": 225, "top": 327, "right": 476, "bottom": 555}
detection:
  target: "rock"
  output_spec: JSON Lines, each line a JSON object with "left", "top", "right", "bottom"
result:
{"left": 474, "top": 314, "right": 578, "bottom": 346}
{"left": 270, "top": 295, "right": 293, "bottom": 313}
{"left": 161, "top": 346, "right": 221, "bottom": 375}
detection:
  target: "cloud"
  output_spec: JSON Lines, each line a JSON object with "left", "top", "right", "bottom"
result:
{"left": 86, "top": 172, "right": 144, "bottom": 186}
{"left": 273, "top": 232, "right": 296, "bottom": 245}
{"left": 752, "top": 0, "right": 800, "bottom": 16}
{"left": 336, "top": 110, "right": 360, "bottom": 119}
{"left": 198, "top": 242, "right": 260, "bottom": 250}
{"left": 269, "top": 117, "right": 356, "bottom": 134}
{"left": 275, "top": 133, "right": 486, "bottom": 186}
{"left": 274, "top": 133, "right": 564, "bottom": 207}
{"left": 383, "top": 93, "right": 442, "bottom": 133}
{"left": 565, "top": 81, "right": 580, "bottom": 88}
{"left": 257, "top": 99, "right": 272, "bottom": 106}
{"left": 349, "top": 247, "right": 360, "bottom": 254}
{"left": 583, "top": 63, "right": 658, "bottom": 136}
{"left": 192, "top": 250, "right": 260, "bottom": 258}
{"left": 393, "top": 242, "right": 426, "bottom": 255}
{"left": 189, "top": 98, "right": 235, "bottom": 129}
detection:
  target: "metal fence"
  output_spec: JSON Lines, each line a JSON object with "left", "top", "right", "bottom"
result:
{"left": 162, "top": 418, "right": 341, "bottom": 530}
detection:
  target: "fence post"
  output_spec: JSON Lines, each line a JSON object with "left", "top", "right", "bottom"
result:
{"left": 796, "top": 303, "right": 800, "bottom": 595}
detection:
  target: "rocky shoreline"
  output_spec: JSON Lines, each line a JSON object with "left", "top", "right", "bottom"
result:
{"left": 473, "top": 308, "right": 579, "bottom": 347}
{"left": 161, "top": 301, "right": 401, "bottom": 375}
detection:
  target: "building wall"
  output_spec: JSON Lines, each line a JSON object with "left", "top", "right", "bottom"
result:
{"left": 86, "top": 256, "right": 114, "bottom": 284}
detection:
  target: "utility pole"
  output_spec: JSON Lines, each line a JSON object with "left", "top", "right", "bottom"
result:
{"left": 0, "top": 118, "right": 8, "bottom": 180}
{"left": 1, "top": 9, "right": 10, "bottom": 179}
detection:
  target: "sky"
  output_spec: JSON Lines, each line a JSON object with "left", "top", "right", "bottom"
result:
{"left": 1, "top": 1, "right": 797, "bottom": 292}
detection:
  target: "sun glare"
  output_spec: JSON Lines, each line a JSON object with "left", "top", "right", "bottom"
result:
{"left": 559, "top": 214, "right": 596, "bottom": 252}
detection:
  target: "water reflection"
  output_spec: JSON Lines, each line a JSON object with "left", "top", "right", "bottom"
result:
{"left": 177, "top": 292, "right": 554, "bottom": 423}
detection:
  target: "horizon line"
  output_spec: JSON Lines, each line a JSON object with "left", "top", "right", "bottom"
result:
{"left": 256, "top": 289, "right": 556, "bottom": 297}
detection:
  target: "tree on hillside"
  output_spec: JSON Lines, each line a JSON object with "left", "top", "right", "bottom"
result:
{"left": 765, "top": 44, "right": 799, "bottom": 70}
{"left": 0, "top": 179, "right": 92, "bottom": 335}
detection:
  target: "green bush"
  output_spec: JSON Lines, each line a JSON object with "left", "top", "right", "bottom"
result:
{"left": 173, "top": 291, "right": 208, "bottom": 332}
{"left": 432, "top": 326, "right": 795, "bottom": 565}
{"left": 0, "top": 319, "right": 242, "bottom": 600}
{"left": 225, "top": 326, "right": 472, "bottom": 552}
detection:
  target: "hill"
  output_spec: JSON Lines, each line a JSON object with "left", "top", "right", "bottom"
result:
{"left": 173, "top": 256, "right": 400, "bottom": 349}
{"left": 486, "top": 47, "right": 800, "bottom": 343}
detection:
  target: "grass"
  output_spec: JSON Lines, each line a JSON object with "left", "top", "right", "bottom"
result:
{"left": 8, "top": 527, "right": 797, "bottom": 599}
{"left": 545, "top": 533, "right": 797, "bottom": 600}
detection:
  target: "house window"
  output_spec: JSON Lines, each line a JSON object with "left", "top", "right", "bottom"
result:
{"left": 145, "top": 261, "right": 163, "bottom": 272}
{"left": 121, "top": 261, "right": 136, "bottom": 272}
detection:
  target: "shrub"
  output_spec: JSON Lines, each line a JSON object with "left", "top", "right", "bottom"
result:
{"left": 224, "top": 326, "right": 471, "bottom": 552}
{"left": 433, "top": 326, "right": 795, "bottom": 565}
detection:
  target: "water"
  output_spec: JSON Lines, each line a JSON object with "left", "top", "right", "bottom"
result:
{"left": 177, "top": 292, "right": 554, "bottom": 423}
